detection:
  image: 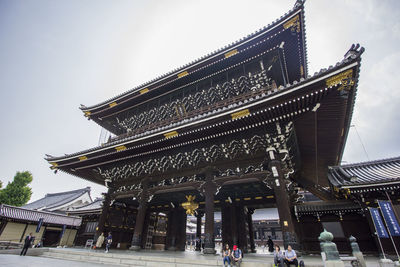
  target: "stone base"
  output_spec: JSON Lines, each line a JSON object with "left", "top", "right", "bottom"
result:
{"left": 325, "top": 260, "right": 345, "bottom": 267}
{"left": 203, "top": 248, "right": 216, "bottom": 254}
{"left": 379, "top": 259, "right": 394, "bottom": 267}
{"left": 129, "top": 245, "right": 141, "bottom": 251}
{"left": 394, "top": 261, "right": 400, "bottom": 267}
{"left": 353, "top": 252, "right": 366, "bottom": 267}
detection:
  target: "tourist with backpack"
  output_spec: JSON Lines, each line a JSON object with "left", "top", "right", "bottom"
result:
{"left": 231, "top": 245, "right": 242, "bottom": 267}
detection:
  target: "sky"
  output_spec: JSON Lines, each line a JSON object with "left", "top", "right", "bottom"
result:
{"left": 0, "top": 0, "right": 399, "bottom": 202}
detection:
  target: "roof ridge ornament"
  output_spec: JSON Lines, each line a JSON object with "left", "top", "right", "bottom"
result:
{"left": 344, "top": 43, "right": 365, "bottom": 60}
{"left": 294, "top": 0, "right": 306, "bottom": 9}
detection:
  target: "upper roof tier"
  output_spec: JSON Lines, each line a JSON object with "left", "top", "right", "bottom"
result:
{"left": 45, "top": 44, "right": 364, "bottom": 188}
{"left": 81, "top": 0, "right": 308, "bottom": 136}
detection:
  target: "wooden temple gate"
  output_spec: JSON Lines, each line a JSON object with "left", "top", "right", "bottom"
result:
{"left": 45, "top": 1, "right": 368, "bottom": 253}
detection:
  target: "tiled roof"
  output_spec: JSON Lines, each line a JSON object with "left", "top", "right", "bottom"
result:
{"left": 68, "top": 197, "right": 103, "bottom": 214}
{"left": 23, "top": 187, "right": 91, "bottom": 211}
{"left": 80, "top": 0, "right": 307, "bottom": 113}
{"left": 46, "top": 44, "right": 364, "bottom": 164}
{"left": 0, "top": 204, "right": 81, "bottom": 227}
{"left": 328, "top": 156, "right": 400, "bottom": 188}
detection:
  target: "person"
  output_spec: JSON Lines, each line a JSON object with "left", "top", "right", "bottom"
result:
{"left": 105, "top": 232, "right": 112, "bottom": 253}
{"left": 284, "top": 245, "right": 298, "bottom": 267}
{"left": 222, "top": 243, "right": 231, "bottom": 267}
{"left": 273, "top": 245, "right": 284, "bottom": 267}
{"left": 20, "top": 232, "right": 33, "bottom": 256}
{"left": 267, "top": 236, "right": 274, "bottom": 253}
{"left": 231, "top": 245, "right": 242, "bottom": 267}
{"left": 96, "top": 233, "right": 105, "bottom": 249}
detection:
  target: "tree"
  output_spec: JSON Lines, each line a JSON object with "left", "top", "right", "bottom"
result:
{"left": 0, "top": 171, "right": 33, "bottom": 206}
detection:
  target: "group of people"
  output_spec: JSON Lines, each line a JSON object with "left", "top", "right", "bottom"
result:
{"left": 273, "top": 244, "right": 298, "bottom": 267}
{"left": 95, "top": 232, "right": 113, "bottom": 253}
{"left": 222, "top": 244, "right": 243, "bottom": 267}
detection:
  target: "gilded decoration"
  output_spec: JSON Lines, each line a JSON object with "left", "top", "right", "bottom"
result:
{"left": 224, "top": 49, "right": 238, "bottom": 59}
{"left": 164, "top": 131, "right": 178, "bottom": 139}
{"left": 283, "top": 14, "right": 300, "bottom": 33}
{"left": 325, "top": 69, "right": 354, "bottom": 91}
{"left": 140, "top": 88, "right": 149, "bottom": 94}
{"left": 231, "top": 109, "right": 250, "bottom": 120}
{"left": 177, "top": 71, "right": 189, "bottom": 78}
{"left": 181, "top": 195, "right": 199, "bottom": 215}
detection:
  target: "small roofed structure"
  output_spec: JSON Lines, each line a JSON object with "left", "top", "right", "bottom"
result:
{"left": 294, "top": 156, "right": 400, "bottom": 254}
{"left": 0, "top": 204, "right": 81, "bottom": 247}
{"left": 23, "top": 187, "right": 92, "bottom": 213}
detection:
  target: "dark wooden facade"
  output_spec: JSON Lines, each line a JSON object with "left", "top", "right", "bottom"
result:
{"left": 44, "top": 0, "right": 380, "bottom": 254}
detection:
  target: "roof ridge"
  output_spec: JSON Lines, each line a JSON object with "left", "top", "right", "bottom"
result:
{"left": 340, "top": 156, "right": 400, "bottom": 169}
{"left": 44, "top": 186, "right": 91, "bottom": 197}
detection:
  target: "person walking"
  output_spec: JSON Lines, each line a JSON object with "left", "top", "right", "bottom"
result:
{"left": 105, "top": 232, "right": 112, "bottom": 253}
{"left": 284, "top": 245, "right": 298, "bottom": 267}
{"left": 273, "top": 245, "right": 284, "bottom": 267}
{"left": 96, "top": 232, "right": 105, "bottom": 249}
{"left": 231, "top": 245, "right": 242, "bottom": 267}
{"left": 20, "top": 232, "right": 33, "bottom": 256}
{"left": 222, "top": 243, "right": 231, "bottom": 267}
{"left": 267, "top": 236, "right": 274, "bottom": 253}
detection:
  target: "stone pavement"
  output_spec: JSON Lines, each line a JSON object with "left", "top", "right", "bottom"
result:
{"left": 0, "top": 248, "right": 389, "bottom": 267}
{"left": 0, "top": 254, "right": 121, "bottom": 267}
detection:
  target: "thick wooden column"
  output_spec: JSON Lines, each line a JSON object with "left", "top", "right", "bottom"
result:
{"left": 230, "top": 204, "right": 239, "bottom": 245}
{"left": 237, "top": 205, "right": 249, "bottom": 253}
{"left": 166, "top": 208, "right": 177, "bottom": 250}
{"left": 175, "top": 208, "right": 187, "bottom": 251}
{"left": 94, "top": 188, "right": 112, "bottom": 241}
{"left": 195, "top": 211, "right": 203, "bottom": 251}
{"left": 268, "top": 148, "right": 299, "bottom": 250}
{"left": 247, "top": 208, "right": 256, "bottom": 253}
{"left": 130, "top": 180, "right": 149, "bottom": 250}
{"left": 203, "top": 171, "right": 217, "bottom": 254}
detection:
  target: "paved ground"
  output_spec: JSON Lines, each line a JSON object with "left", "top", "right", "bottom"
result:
{"left": 0, "top": 254, "right": 120, "bottom": 267}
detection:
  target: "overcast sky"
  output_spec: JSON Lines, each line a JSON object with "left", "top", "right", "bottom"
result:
{"left": 0, "top": 0, "right": 399, "bottom": 202}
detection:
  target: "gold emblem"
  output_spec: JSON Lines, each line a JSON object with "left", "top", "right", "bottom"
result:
{"left": 325, "top": 69, "right": 354, "bottom": 91}
{"left": 283, "top": 15, "right": 300, "bottom": 33}
{"left": 181, "top": 195, "right": 199, "bottom": 215}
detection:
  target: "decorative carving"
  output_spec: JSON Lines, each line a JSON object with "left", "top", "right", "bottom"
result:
{"left": 283, "top": 15, "right": 300, "bottom": 33}
{"left": 116, "top": 70, "right": 271, "bottom": 133}
{"left": 325, "top": 69, "right": 354, "bottom": 91}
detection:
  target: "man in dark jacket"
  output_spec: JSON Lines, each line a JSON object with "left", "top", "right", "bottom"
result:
{"left": 20, "top": 232, "right": 33, "bottom": 256}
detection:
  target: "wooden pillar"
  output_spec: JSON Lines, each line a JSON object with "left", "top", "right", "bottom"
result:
{"left": 130, "top": 180, "right": 149, "bottom": 250}
{"left": 237, "top": 205, "right": 249, "bottom": 253}
{"left": 221, "top": 204, "right": 232, "bottom": 248}
{"left": 268, "top": 148, "right": 299, "bottom": 250}
{"left": 95, "top": 188, "right": 112, "bottom": 241}
{"left": 176, "top": 208, "right": 187, "bottom": 251}
{"left": 195, "top": 211, "right": 203, "bottom": 251}
{"left": 230, "top": 204, "right": 239, "bottom": 245}
{"left": 166, "top": 208, "right": 177, "bottom": 250}
{"left": 203, "top": 171, "right": 217, "bottom": 254}
{"left": 247, "top": 208, "right": 256, "bottom": 253}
